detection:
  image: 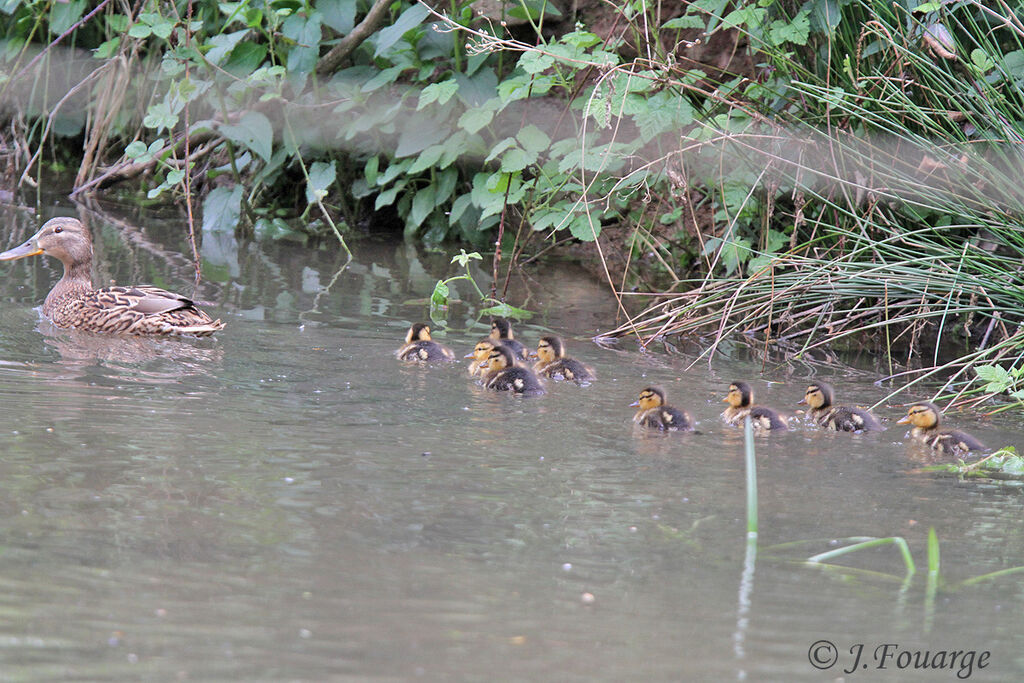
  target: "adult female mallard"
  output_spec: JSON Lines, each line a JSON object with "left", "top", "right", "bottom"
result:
{"left": 722, "top": 381, "right": 788, "bottom": 432}
{"left": 631, "top": 387, "right": 694, "bottom": 431}
{"left": 532, "top": 335, "right": 595, "bottom": 383}
{"left": 897, "top": 402, "right": 985, "bottom": 455}
{"left": 799, "top": 381, "right": 882, "bottom": 432}
{"left": 0, "top": 217, "right": 224, "bottom": 336}
{"left": 396, "top": 323, "right": 456, "bottom": 362}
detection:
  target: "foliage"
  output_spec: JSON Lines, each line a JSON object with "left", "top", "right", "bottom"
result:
{"left": 4, "top": 0, "right": 1024, "bottom": 401}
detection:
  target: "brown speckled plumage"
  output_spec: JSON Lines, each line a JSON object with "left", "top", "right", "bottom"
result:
{"left": 800, "top": 381, "right": 882, "bottom": 432}
{"left": 897, "top": 402, "right": 985, "bottom": 455}
{"left": 722, "top": 381, "right": 788, "bottom": 432}
{"left": 0, "top": 217, "right": 224, "bottom": 337}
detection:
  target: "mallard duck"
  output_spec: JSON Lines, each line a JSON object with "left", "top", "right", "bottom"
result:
{"left": 631, "top": 386, "right": 694, "bottom": 431}
{"left": 722, "top": 381, "right": 788, "bottom": 431}
{"left": 799, "top": 381, "right": 882, "bottom": 432}
{"left": 0, "top": 217, "right": 224, "bottom": 336}
{"left": 480, "top": 344, "right": 544, "bottom": 394}
{"left": 490, "top": 318, "right": 527, "bottom": 360}
{"left": 465, "top": 339, "right": 504, "bottom": 376}
{"left": 396, "top": 322, "right": 455, "bottom": 362}
{"left": 532, "top": 335, "right": 595, "bottom": 382}
{"left": 897, "top": 402, "right": 985, "bottom": 455}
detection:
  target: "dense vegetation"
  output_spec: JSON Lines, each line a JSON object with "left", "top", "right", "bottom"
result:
{"left": 2, "top": 0, "right": 1024, "bottom": 407}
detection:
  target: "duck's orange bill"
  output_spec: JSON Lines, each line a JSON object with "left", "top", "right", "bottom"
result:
{"left": 0, "top": 240, "right": 43, "bottom": 260}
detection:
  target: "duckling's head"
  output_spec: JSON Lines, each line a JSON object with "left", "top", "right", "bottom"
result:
{"left": 405, "top": 322, "right": 432, "bottom": 344}
{"left": 490, "top": 318, "right": 514, "bottom": 340}
{"left": 482, "top": 344, "right": 516, "bottom": 373}
{"left": 630, "top": 386, "right": 666, "bottom": 411}
{"left": 0, "top": 217, "right": 92, "bottom": 268}
{"left": 724, "top": 381, "right": 753, "bottom": 408}
{"left": 535, "top": 336, "right": 565, "bottom": 364}
{"left": 465, "top": 339, "right": 499, "bottom": 361}
{"left": 799, "top": 381, "right": 834, "bottom": 410}
{"left": 897, "top": 402, "right": 941, "bottom": 429}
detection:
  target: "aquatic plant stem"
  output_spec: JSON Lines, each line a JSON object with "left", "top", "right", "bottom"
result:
{"left": 744, "top": 416, "right": 758, "bottom": 536}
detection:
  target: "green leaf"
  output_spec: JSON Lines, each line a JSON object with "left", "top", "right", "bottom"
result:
{"left": 568, "top": 214, "right": 600, "bottom": 241}
{"left": 202, "top": 185, "right": 243, "bottom": 233}
{"left": 768, "top": 10, "right": 810, "bottom": 47}
{"left": 406, "top": 145, "right": 444, "bottom": 174}
{"left": 143, "top": 101, "right": 179, "bottom": 131}
{"left": 374, "top": 4, "right": 429, "bottom": 57}
{"left": 320, "top": 0, "right": 357, "bottom": 33}
{"left": 128, "top": 23, "right": 153, "bottom": 39}
{"left": 663, "top": 16, "right": 706, "bottom": 30}
{"left": 418, "top": 81, "right": 459, "bottom": 110}
{"left": 50, "top": 0, "right": 86, "bottom": 36}
{"left": 94, "top": 38, "right": 120, "bottom": 60}
{"left": 305, "top": 160, "right": 336, "bottom": 204}
{"left": 458, "top": 107, "right": 494, "bottom": 134}
{"left": 976, "top": 365, "right": 1013, "bottom": 393}
{"left": 517, "top": 125, "right": 551, "bottom": 154}
{"left": 410, "top": 186, "right": 436, "bottom": 228}
{"left": 220, "top": 111, "right": 274, "bottom": 162}
{"left": 501, "top": 147, "right": 535, "bottom": 172}
{"left": 205, "top": 29, "right": 250, "bottom": 65}
{"left": 479, "top": 302, "right": 533, "bottom": 319}
{"left": 430, "top": 280, "right": 450, "bottom": 307}
{"left": 519, "top": 50, "right": 554, "bottom": 74}
{"left": 365, "top": 156, "right": 379, "bottom": 185}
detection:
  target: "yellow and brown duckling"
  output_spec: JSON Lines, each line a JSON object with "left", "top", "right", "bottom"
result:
{"left": 799, "top": 381, "right": 882, "bottom": 432}
{"left": 722, "top": 381, "right": 788, "bottom": 432}
{"left": 897, "top": 402, "right": 985, "bottom": 455}
{"left": 464, "top": 339, "right": 502, "bottom": 376}
{"left": 480, "top": 344, "right": 545, "bottom": 394}
{"left": 631, "top": 387, "right": 694, "bottom": 432}
{"left": 0, "top": 217, "right": 224, "bottom": 336}
{"left": 396, "top": 322, "right": 455, "bottom": 362}
{"left": 490, "top": 318, "right": 528, "bottom": 361}
{"left": 532, "top": 335, "right": 595, "bottom": 382}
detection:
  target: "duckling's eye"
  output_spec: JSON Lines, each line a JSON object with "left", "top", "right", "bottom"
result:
{"left": 52, "top": 226, "right": 63, "bottom": 234}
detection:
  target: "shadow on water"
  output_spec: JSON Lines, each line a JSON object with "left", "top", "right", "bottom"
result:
{"left": 0, "top": 202, "right": 1022, "bottom": 680}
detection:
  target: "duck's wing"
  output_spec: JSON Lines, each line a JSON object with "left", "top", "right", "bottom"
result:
{"left": 112, "top": 286, "right": 200, "bottom": 315}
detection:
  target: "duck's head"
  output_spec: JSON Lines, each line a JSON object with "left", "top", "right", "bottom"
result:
{"left": 799, "top": 381, "right": 834, "bottom": 410}
{"left": 490, "top": 318, "right": 514, "bottom": 341}
{"left": 724, "top": 381, "right": 753, "bottom": 408}
{"left": 630, "top": 386, "right": 666, "bottom": 411}
{"left": 534, "top": 335, "right": 565, "bottom": 364}
{"left": 405, "top": 322, "right": 432, "bottom": 344}
{"left": 465, "top": 339, "right": 499, "bottom": 361}
{"left": 481, "top": 344, "right": 515, "bottom": 373}
{"left": 897, "top": 402, "right": 941, "bottom": 429}
{"left": 0, "top": 217, "right": 92, "bottom": 268}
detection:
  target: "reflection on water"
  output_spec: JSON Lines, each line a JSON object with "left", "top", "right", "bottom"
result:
{"left": 0, "top": 204, "right": 1022, "bottom": 680}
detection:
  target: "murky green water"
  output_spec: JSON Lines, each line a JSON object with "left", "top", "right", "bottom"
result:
{"left": 0, "top": 204, "right": 1022, "bottom": 680}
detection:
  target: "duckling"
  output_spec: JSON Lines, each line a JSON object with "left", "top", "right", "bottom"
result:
{"left": 799, "top": 381, "right": 882, "bottom": 432}
{"left": 464, "top": 339, "right": 502, "bottom": 377}
{"left": 897, "top": 402, "right": 985, "bottom": 455}
{"left": 396, "top": 323, "right": 455, "bottom": 362}
{"left": 490, "top": 318, "right": 528, "bottom": 360}
{"left": 532, "top": 335, "right": 595, "bottom": 382}
{"left": 630, "top": 387, "right": 694, "bottom": 431}
{"left": 480, "top": 344, "right": 545, "bottom": 394}
{"left": 722, "top": 381, "right": 788, "bottom": 431}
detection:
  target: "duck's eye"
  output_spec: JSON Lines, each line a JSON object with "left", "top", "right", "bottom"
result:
{"left": 53, "top": 226, "right": 63, "bottom": 234}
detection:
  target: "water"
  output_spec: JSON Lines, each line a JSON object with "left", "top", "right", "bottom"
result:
{"left": 0, "top": 205, "right": 1022, "bottom": 680}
